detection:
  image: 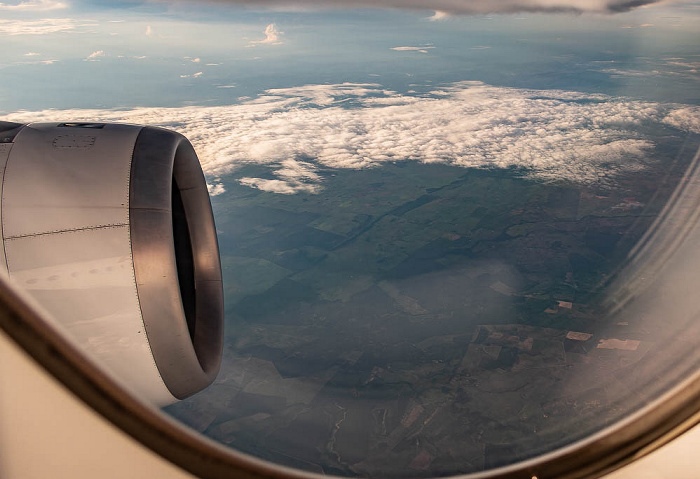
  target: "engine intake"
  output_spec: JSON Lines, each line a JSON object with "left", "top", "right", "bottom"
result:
{"left": 0, "top": 121, "right": 223, "bottom": 405}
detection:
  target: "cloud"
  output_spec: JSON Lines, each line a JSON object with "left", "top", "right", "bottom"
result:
{"left": 15, "top": 58, "right": 58, "bottom": 65}
{"left": 207, "top": 182, "right": 226, "bottom": 195}
{"left": 0, "top": 18, "right": 79, "bottom": 35}
{"left": 621, "top": 22, "right": 656, "bottom": 28}
{"left": 427, "top": 10, "right": 449, "bottom": 20}
{"left": 3, "top": 82, "right": 699, "bottom": 195}
{"left": 597, "top": 57, "right": 700, "bottom": 80}
{"left": 243, "top": 158, "right": 322, "bottom": 194}
{"left": 248, "top": 23, "right": 282, "bottom": 46}
{"left": 239, "top": 177, "right": 320, "bottom": 194}
{"left": 24, "top": 52, "right": 40, "bottom": 56}
{"left": 180, "top": 71, "right": 203, "bottom": 78}
{"left": 85, "top": 50, "right": 104, "bottom": 61}
{"left": 203, "top": 0, "right": 671, "bottom": 15}
{"left": 0, "top": 0, "right": 66, "bottom": 11}
{"left": 664, "top": 107, "right": 700, "bottom": 134}
{"left": 145, "top": 25, "right": 152, "bottom": 36}
{"left": 391, "top": 46, "right": 435, "bottom": 53}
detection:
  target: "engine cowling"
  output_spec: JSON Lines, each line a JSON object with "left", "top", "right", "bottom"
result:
{"left": 0, "top": 121, "right": 223, "bottom": 406}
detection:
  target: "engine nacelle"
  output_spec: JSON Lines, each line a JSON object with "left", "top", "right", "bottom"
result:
{"left": 0, "top": 121, "right": 223, "bottom": 405}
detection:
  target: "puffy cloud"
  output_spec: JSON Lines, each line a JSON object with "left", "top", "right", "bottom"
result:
{"left": 239, "top": 177, "right": 320, "bottom": 194}
{"left": 203, "top": 0, "right": 671, "bottom": 15}
{"left": 664, "top": 107, "right": 700, "bottom": 134}
{"left": 207, "top": 182, "right": 226, "bottom": 195}
{"left": 427, "top": 10, "right": 449, "bottom": 20}
{"left": 248, "top": 23, "right": 283, "bottom": 46}
{"left": 264, "top": 83, "right": 393, "bottom": 105}
{"left": 3, "top": 82, "right": 699, "bottom": 195}
{"left": 0, "top": 18, "right": 80, "bottom": 35}
{"left": 241, "top": 158, "right": 322, "bottom": 194}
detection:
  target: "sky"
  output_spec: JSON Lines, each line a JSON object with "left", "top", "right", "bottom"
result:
{"left": 1, "top": 0, "right": 699, "bottom": 193}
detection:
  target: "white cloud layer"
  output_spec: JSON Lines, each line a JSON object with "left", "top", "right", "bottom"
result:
{"left": 0, "top": 18, "right": 80, "bottom": 35}
{"left": 3, "top": 82, "right": 699, "bottom": 194}
{"left": 206, "top": 0, "right": 672, "bottom": 15}
{"left": 0, "top": 0, "right": 66, "bottom": 11}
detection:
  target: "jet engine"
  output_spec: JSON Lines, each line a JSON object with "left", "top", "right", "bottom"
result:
{"left": 0, "top": 121, "right": 223, "bottom": 406}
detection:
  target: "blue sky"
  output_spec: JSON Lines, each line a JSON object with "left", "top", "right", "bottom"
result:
{"left": 1, "top": 0, "right": 699, "bottom": 112}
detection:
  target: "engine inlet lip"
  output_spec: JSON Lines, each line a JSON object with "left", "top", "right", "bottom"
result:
{"left": 129, "top": 126, "right": 223, "bottom": 400}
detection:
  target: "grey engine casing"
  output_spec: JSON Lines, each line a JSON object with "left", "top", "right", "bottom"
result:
{"left": 0, "top": 121, "right": 223, "bottom": 405}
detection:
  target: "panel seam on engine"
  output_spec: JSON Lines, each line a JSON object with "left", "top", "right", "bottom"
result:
{"left": 5, "top": 223, "right": 129, "bottom": 240}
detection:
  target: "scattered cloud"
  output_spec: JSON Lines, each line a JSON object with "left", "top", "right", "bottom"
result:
{"left": 238, "top": 159, "right": 321, "bottom": 195}
{"left": 145, "top": 25, "right": 152, "bottom": 36}
{"left": 239, "top": 177, "right": 319, "bottom": 195}
{"left": 204, "top": 0, "right": 672, "bottom": 15}
{"left": 24, "top": 52, "right": 40, "bottom": 56}
{"left": 0, "top": 0, "right": 66, "bottom": 11}
{"left": 471, "top": 46, "right": 491, "bottom": 50}
{"left": 3, "top": 82, "right": 699, "bottom": 195}
{"left": 597, "top": 57, "right": 700, "bottom": 80}
{"left": 391, "top": 46, "right": 435, "bottom": 53}
{"left": 192, "top": 57, "right": 201, "bottom": 63}
{"left": 16, "top": 58, "right": 58, "bottom": 65}
{"left": 621, "top": 23, "right": 656, "bottom": 28}
{"left": 85, "top": 50, "right": 104, "bottom": 61}
{"left": 180, "top": 71, "right": 203, "bottom": 78}
{"left": 217, "top": 84, "right": 237, "bottom": 88}
{"left": 242, "top": 158, "right": 322, "bottom": 194}
{"left": 0, "top": 18, "right": 79, "bottom": 35}
{"left": 248, "top": 23, "right": 282, "bottom": 47}
{"left": 207, "top": 182, "right": 226, "bottom": 196}
{"left": 665, "top": 60, "right": 700, "bottom": 69}
{"left": 427, "top": 10, "right": 449, "bottom": 20}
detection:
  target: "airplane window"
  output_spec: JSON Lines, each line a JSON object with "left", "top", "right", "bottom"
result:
{"left": 1, "top": 0, "right": 699, "bottom": 477}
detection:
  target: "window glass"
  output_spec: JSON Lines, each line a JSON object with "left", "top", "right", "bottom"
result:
{"left": 2, "top": 1, "right": 699, "bottom": 476}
